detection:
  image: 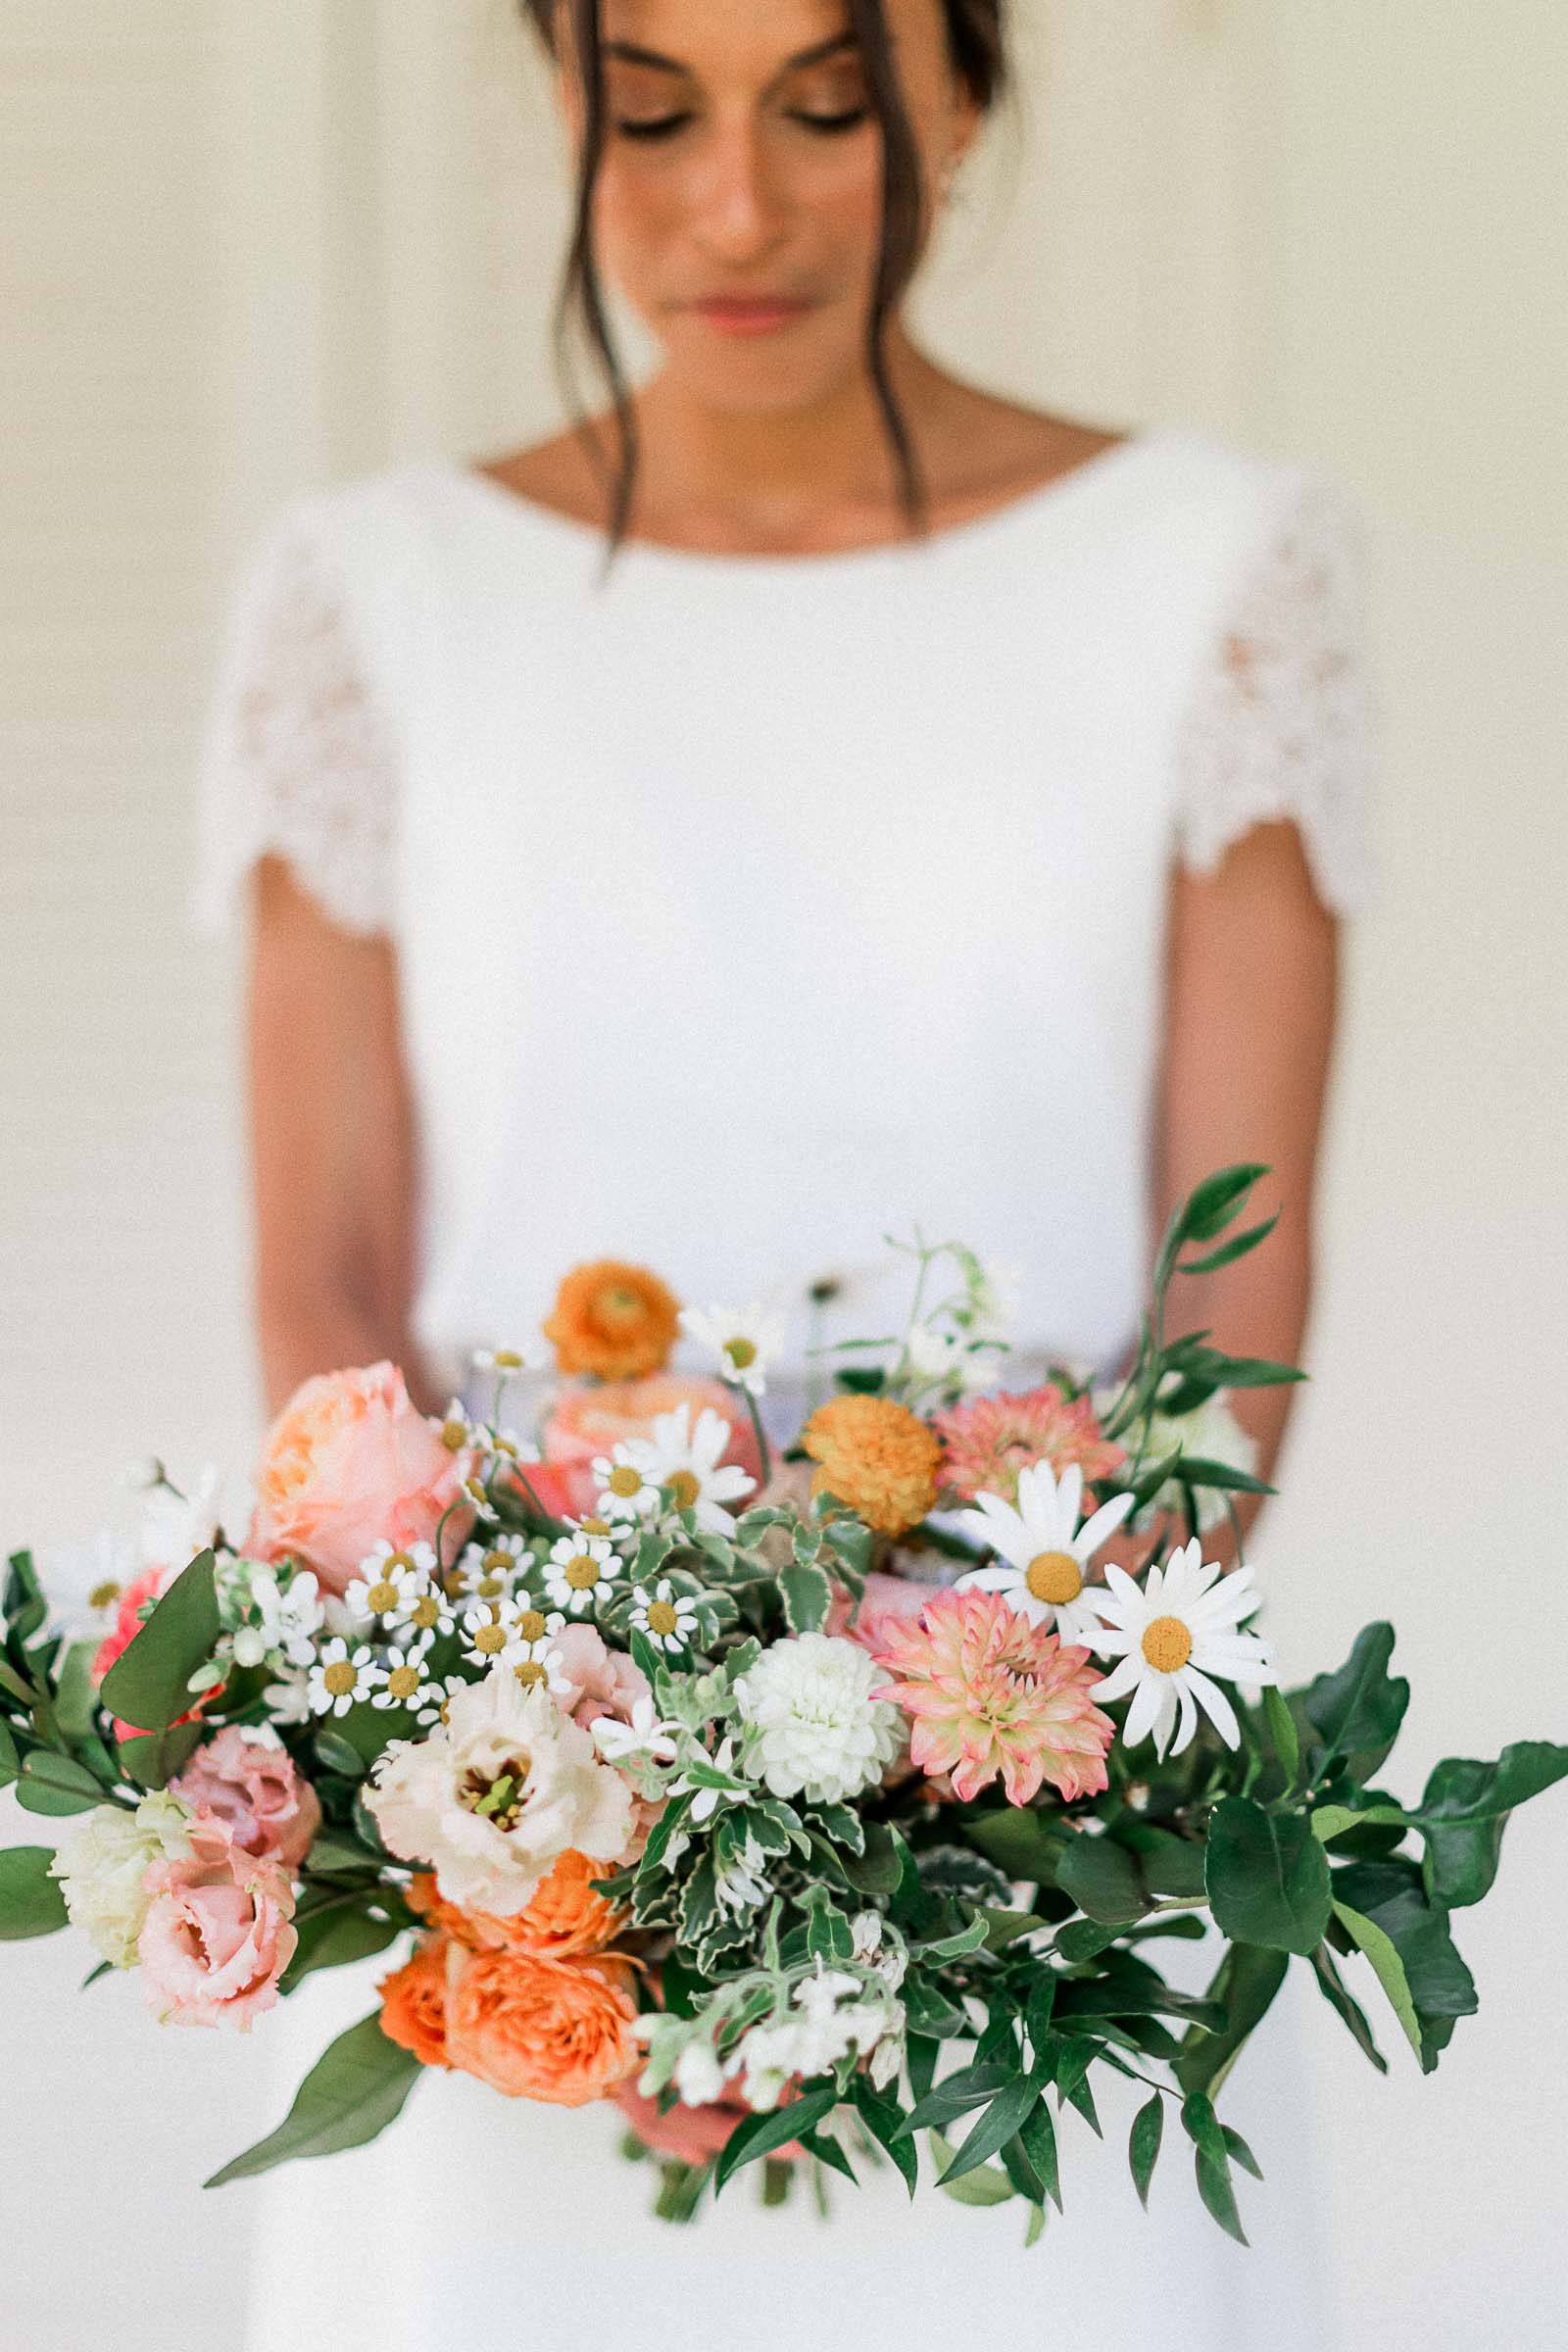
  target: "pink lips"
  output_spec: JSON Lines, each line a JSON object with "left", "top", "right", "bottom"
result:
{"left": 690, "top": 297, "right": 811, "bottom": 336}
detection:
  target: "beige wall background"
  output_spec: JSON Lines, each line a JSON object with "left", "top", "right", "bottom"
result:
{"left": 3, "top": 5, "right": 1564, "bottom": 2346}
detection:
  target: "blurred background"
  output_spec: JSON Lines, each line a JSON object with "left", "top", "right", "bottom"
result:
{"left": 2, "top": 4, "right": 1565, "bottom": 2346}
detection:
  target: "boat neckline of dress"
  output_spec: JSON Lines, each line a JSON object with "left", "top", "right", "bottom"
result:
{"left": 435, "top": 421, "right": 1178, "bottom": 579}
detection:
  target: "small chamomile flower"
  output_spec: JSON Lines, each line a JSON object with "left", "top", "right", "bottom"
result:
{"left": 472, "top": 1345, "right": 529, "bottom": 1376}
{"left": 630, "top": 1578, "right": 701, "bottom": 1656}
{"left": 416, "top": 1672, "right": 472, "bottom": 1731}
{"left": 677, "top": 1300, "right": 788, "bottom": 1397}
{"left": 307, "top": 1640, "right": 376, "bottom": 1718}
{"left": 457, "top": 1533, "right": 529, "bottom": 1605}
{"left": 508, "top": 1625, "right": 569, "bottom": 1696}
{"left": 462, "top": 1473, "right": 500, "bottom": 1523}
{"left": 366, "top": 1634, "right": 439, "bottom": 1714}
{"left": 434, "top": 1397, "right": 477, "bottom": 1455}
{"left": 402, "top": 1579, "right": 456, "bottom": 1641}
{"left": 543, "top": 1531, "right": 620, "bottom": 1616}
{"left": 263, "top": 1663, "right": 313, "bottom": 1724}
{"left": 592, "top": 1446, "right": 662, "bottom": 1525}
{"left": 460, "top": 1597, "right": 522, "bottom": 1670}
{"left": 345, "top": 1542, "right": 435, "bottom": 1626}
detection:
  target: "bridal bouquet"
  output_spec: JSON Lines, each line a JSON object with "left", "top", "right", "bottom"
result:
{"left": 4, "top": 1166, "right": 1563, "bottom": 2241}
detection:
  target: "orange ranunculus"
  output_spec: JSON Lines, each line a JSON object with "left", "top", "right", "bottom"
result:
{"left": 408, "top": 1848, "right": 625, "bottom": 1961}
{"left": 377, "top": 1935, "right": 452, "bottom": 2069}
{"left": 542, "top": 1261, "right": 681, "bottom": 1382}
{"left": 801, "top": 1393, "right": 944, "bottom": 1539}
{"left": 444, "top": 1943, "right": 641, "bottom": 2107}
{"left": 531, "top": 1372, "right": 761, "bottom": 1520}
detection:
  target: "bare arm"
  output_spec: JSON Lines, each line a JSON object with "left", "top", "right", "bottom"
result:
{"left": 1100, "top": 817, "right": 1341, "bottom": 1570}
{"left": 247, "top": 855, "right": 440, "bottom": 1418}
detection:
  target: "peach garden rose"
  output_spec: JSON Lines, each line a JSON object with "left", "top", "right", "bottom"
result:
{"left": 246, "top": 1361, "right": 473, "bottom": 1596}
{"left": 444, "top": 1941, "right": 642, "bottom": 2106}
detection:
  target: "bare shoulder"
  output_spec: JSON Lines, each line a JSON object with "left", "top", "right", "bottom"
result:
{"left": 933, "top": 389, "right": 1130, "bottom": 507}
{"left": 474, "top": 427, "right": 610, "bottom": 529}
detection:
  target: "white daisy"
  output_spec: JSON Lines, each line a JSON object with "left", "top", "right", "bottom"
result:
{"left": 344, "top": 1542, "right": 435, "bottom": 1627}
{"left": 630, "top": 1578, "right": 701, "bottom": 1655}
{"left": 590, "top": 1695, "right": 680, "bottom": 1768}
{"left": 953, "top": 1459, "right": 1135, "bottom": 1645}
{"left": 433, "top": 1396, "right": 478, "bottom": 1456}
{"left": 462, "top": 1473, "right": 499, "bottom": 1524}
{"left": 678, "top": 1300, "right": 789, "bottom": 1396}
{"left": 455, "top": 1533, "right": 530, "bottom": 1606}
{"left": 401, "top": 1578, "right": 457, "bottom": 1641}
{"left": 472, "top": 1345, "right": 529, "bottom": 1376}
{"left": 307, "top": 1639, "right": 376, "bottom": 1719}
{"left": 460, "top": 1596, "right": 523, "bottom": 1671}
{"left": 415, "top": 1671, "right": 472, "bottom": 1731}
{"left": 542, "top": 1530, "right": 621, "bottom": 1616}
{"left": 366, "top": 1634, "right": 439, "bottom": 1714}
{"left": 627, "top": 1402, "right": 756, "bottom": 1536}
{"left": 505, "top": 1626, "right": 570, "bottom": 1698}
{"left": 1087, "top": 1538, "right": 1279, "bottom": 1760}
{"left": 592, "top": 1445, "right": 662, "bottom": 1525}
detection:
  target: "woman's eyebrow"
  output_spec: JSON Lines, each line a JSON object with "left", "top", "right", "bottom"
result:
{"left": 601, "top": 30, "right": 858, "bottom": 81}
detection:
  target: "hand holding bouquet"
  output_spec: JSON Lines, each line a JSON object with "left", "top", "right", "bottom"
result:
{"left": 4, "top": 1165, "right": 1563, "bottom": 2245}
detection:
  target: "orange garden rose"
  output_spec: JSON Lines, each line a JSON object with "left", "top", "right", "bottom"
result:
{"left": 444, "top": 1943, "right": 642, "bottom": 2106}
{"left": 408, "top": 1848, "right": 625, "bottom": 1961}
{"left": 802, "top": 1393, "right": 944, "bottom": 1538}
{"left": 543, "top": 1260, "right": 681, "bottom": 1382}
{"left": 377, "top": 1936, "right": 452, "bottom": 2069}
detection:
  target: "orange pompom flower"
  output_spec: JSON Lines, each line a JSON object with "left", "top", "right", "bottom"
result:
{"left": 801, "top": 1393, "right": 943, "bottom": 1538}
{"left": 444, "top": 1944, "right": 642, "bottom": 2106}
{"left": 543, "top": 1261, "right": 681, "bottom": 1382}
{"left": 408, "top": 1848, "right": 625, "bottom": 1961}
{"left": 377, "top": 1936, "right": 452, "bottom": 2069}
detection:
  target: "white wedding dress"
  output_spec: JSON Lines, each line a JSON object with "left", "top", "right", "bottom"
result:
{"left": 193, "top": 418, "right": 1379, "bottom": 2351}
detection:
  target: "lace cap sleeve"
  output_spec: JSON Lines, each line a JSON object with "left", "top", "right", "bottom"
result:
{"left": 1172, "top": 468, "right": 1383, "bottom": 915}
{"left": 191, "top": 496, "right": 400, "bottom": 940}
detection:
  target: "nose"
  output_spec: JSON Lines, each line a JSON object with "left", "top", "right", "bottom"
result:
{"left": 686, "top": 115, "right": 789, "bottom": 259}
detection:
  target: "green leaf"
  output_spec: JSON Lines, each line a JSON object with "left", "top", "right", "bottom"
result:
{"left": 1301, "top": 1622, "right": 1409, "bottom": 1773}
{"left": 1174, "top": 1939, "right": 1291, "bottom": 2100}
{"left": 1308, "top": 1941, "right": 1388, "bottom": 2072}
{"left": 915, "top": 1910, "right": 991, "bottom": 1962}
{"left": 1332, "top": 1859, "right": 1477, "bottom": 2073}
{"left": 1262, "top": 1686, "right": 1300, "bottom": 1787}
{"left": 1054, "top": 1836, "right": 1148, "bottom": 1925}
{"left": 1017, "top": 2091, "right": 1062, "bottom": 2211}
{"left": 204, "top": 2014, "right": 421, "bottom": 2185}
{"left": 980, "top": 1906, "right": 1047, "bottom": 1951}
{"left": 1332, "top": 1901, "right": 1422, "bottom": 2063}
{"left": 117, "top": 1719, "right": 205, "bottom": 1790}
{"left": 1222, "top": 2124, "right": 1263, "bottom": 2180}
{"left": 936, "top": 2078, "right": 1044, "bottom": 2186}
{"left": 843, "top": 1819, "right": 901, "bottom": 1896}
{"left": 15, "top": 1750, "right": 106, "bottom": 1816}
{"left": 926, "top": 2131, "right": 1014, "bottom": 2206}
{"left": 53, "top": 1642, "right": 101, "bottom": 1740}
{"left": 1052, "top": 1915, "right": 1125, "bottom": 1965}
{"left": 712, "top": 2082, "right": 838, "bottom": 2195}
{"left": 1415, "top": 1741, "right": 1568, "bottom": 1909}
{"left": 0, "top": 1719, "right": 20, "bottom": 1785}
{"left": 895, "top": 2061, "right": 1015, "bottom": 2139}
{"left": 1163, "top": 1456, "right": 1274, "bottom": 1497}
{"left": 852, "top": 2078, "right": 918, "bottom": 2196}
{"left": 1204, "top": 1796, "right": 1332, "bottom": 1955}
{"left": 1129, "top": 2091, "right": 1163, "bottom": 2208}
{"left": 1178, "top": 1213, "right": 1281, "bottom": 1275}
{"left": 779, "top": 1557, "right": 832, "bottom": 1635}
{"left": 98, "top": 1549, "right": 220, "bottom": 1735}
{"left": 312, "top": 1728, "right": 365, "bottom": 1778}
{"left": 961, "top": 1806, "right": 1063, "bottom": 1882}
{"left": 1182, "top": 2091, "right": 1249, "bottom": 2246}
{"left": 0, "top": 1843, "right": 71, "bottom": 1938}
{"left": 803, "top": 1886, "right": 855, "bottom": 1963}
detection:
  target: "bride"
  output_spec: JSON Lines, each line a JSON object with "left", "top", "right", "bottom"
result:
{"left": 195, "top": 2, "right": 1378, "bottom": 2345}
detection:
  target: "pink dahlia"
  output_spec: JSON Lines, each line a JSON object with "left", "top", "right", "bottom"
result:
{"left": 870, "top": 1589, "right": 1114, "bottom": 1807}
{"left": 932, "top": 1384, "right": 1126, "bottom": 1506}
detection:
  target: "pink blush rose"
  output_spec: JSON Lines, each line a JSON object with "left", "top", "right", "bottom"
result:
{"left": 170, "top": 1728, "right": 321, "bottom": 1869}
{"left": 552, "top": 1626, "right": 664, "bottom": 1854}
{"left": 246, "top": 1361, "right": 473, "bottom": 1596}
{"left": 137, "top": 1819, "right": 297, "bottom": 2030}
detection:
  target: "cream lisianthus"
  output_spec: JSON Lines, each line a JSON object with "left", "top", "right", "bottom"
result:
{"left": 625, "top": 1401, "right": 756, "bottom": 1536}
{"left": 1087, "top": 1538, "right": 1278, "bottom": 1760}
{"left": 366, "top": 1669, "right": 634, "bottom": 1915}
{"left": 677, "top": 1300, "right": 788, "bottom": 1397}
{"left": 953, "top": 1459, "right": 1134, "bottom": 1646}
{"left": 48, "top": 1792, "right": 196, "bottom": 1968}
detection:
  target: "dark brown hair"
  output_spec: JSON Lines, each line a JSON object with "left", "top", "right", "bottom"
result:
{"left": 518, "top": 1, "right": 1010, "bottom": 569}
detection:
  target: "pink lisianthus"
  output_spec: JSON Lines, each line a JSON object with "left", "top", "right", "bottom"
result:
{"left": 169, "top": 1727, "right": 321, "bottom": 1869}
{"left": 136, "top": 1816, "right": 297, "bottom": 2030}
{"left": 870, "top": 1588, "right": 1114, "bottom": 1807}
{"left": 534, "top": 1374, "right": 761, "bottom": 1520}
{"left": 552, "top": 1625, "right": 664, "bottom": 1854}
{"left": 932, "top": 1385, "right": 1126, "bottom": 1507}
{"left": 246, "top": 1361, "right": 473, "bottom": 1596}
{"left": 91, "top": 1567, "right": 221, "bottom": 1742}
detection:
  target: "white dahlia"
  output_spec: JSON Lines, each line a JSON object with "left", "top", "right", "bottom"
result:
{"left": 733, "top": 1632, "right": 902, "bottom": 1806}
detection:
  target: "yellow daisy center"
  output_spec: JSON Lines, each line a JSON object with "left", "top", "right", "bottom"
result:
{"left": 564, "top": 1554, "right": 601, "bottom": 1592}
{"left": 385, "top": 1663, "right": 421, "bottom": 1702}
{"left": 580, "top": 1515, "right": 612, "bottom": 1537}
{"left": 492, "top": 1348, "right": 524, "bottom": 1370}
{"left": 608, "top": 1465, "right": 644, "bottom": 1498}
{"left": 725, "top": 1336, "right": 758, "bottom": 1370}
{"left": 515, "top": 1609, "right": 548, "bottom": 1642}
{"left": 88, "top": 1579, "right": 122, "bottom": 1611}
{"left": 646, "top": 1600, "right": 681, "bottom": 1640}
{"left": 475, "top": 1574, "right": 507, "bottom": 1599}
{"left": 483, "top": 1549, "right": 514, "bottom": 1576}
{"left": 322, "top": 1660, "right": 358, "bottom": 1697}
{"left": 472, "top": 1622, "right": 508, "bottom": 1656}
{"left": 1141, "top": 1615, "right": 1194, "bottom": 1674}
{"left": 665, "top": 1469, "right": 701, "bottom": 1511}
{"left": 440, "top": 1419, "right": 468, "bottom": 1452}
{"left": 1024, "top": 1549, "right": 1083, "bottom": 1606}
{"left": 366, "top": 1579, "right": 401, "bottom": 1614}
{"left": 514, "top": 1659, "right": 547, "bottom": 1688}
{"left": 410, "top": 1594, "right": 442, "bottom": 1630}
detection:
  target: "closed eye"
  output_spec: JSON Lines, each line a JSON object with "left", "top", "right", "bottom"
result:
{"left": 614, "top": 108, "right": 869, "bottom": 141}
